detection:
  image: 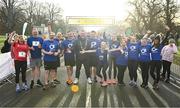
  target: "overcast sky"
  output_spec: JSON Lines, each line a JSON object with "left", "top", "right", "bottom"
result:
{"left": 36, "top": 0, "right": 130, "bottom": 21}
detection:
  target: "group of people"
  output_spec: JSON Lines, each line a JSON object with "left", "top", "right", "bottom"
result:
{"left": 5, "top": 24, "right": 178, "bottom": 92}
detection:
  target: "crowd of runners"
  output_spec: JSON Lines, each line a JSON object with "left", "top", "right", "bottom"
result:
{"left": 3, "top": 23, "right": 178, "bottom": 93}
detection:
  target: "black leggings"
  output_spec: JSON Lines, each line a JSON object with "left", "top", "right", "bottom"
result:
{"left": 108, "top": 55, "right": 117, "bottom": 79}
{"left": 96, "top": 64, "right": 108, "bottom": 81}
{"left": 128, "top": 60, "right": 138, "bottom": 82}
{"left": 14, "top": 60, "right": 27, "bottom": 83}
{"left": 75, "top": 57, "right": 91, "bottom": 79}
{"left": 162, "top": 60, "right": 172, "bottom": 80}
{"left": 139, "top": 61, "right": 150, "bottom": 85}
{"left": 117, "top": 65, "right": 127, "bottom": 83}
{"left": 150, "top": 60, "right": 161, "bottom": 83}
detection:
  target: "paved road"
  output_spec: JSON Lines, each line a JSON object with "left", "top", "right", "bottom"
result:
{"left": 0, "top": 63, "right": 180, "bottom": 107}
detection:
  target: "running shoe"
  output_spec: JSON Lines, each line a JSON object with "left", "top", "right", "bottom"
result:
{"left": 54, "top": 79, "right": 61, "bottom": 84}
{"left": 43, "top": 84, "right": 49, "bottom": 90}
{"left": 106, "top": 80, "right": 112, "bottom": 84}
{"left": 30, "top": 80, "right": 34, "bottom": 89}
{"left": 66, "top": 79, "right": 73, "bottom": 85}
{"left": 37, "top": 79, "right": 44, "bottom": 87}
{"left": 73, "top": 78, "right": 79, "bottom": 85}
{"left": 129, "top": 80, "right": 134, "bottom": 86}
{"left": 50, "top": 82, "right": 56, "bottom": 88}
{"left": 118, "top": 82, "right": 126, "bottom": 86}
{"left": 101, "top": 81, "right": 108, "bottom": 87}
{"left": 16, "top": 84, "right": 21, "bottom": 93}
{"left": 22, "top": 83, "right": 29, "bottom": 91}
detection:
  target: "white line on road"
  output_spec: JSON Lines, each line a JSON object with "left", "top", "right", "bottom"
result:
{"left": 98, "top": 88, "right": 105, "bottom": 107}
{"left": 85, "top": 83, "right": 91, "bottom": 108}
{"left": 107, "top": 89, "right": 111, "bottom": 107}
{"left": 128, "top": 93, "right": 140, "bottom": 107}
{"left": 137, "top": 71, "right": 169, "bottom": 107}
{"left": 162, "top": 84, "right": 180, "bottom": 99}
{"left": 68, "top": 90, "right": 81, "bottom": 107}
{"left": 57, "top": 91, "right": 69, "bottom": 107}
{"left": 112, "top": 90, "right": 119, "bottom": 107}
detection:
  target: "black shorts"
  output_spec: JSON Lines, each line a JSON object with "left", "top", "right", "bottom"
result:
{"left": 87, "top": 53, "right": 98, "bottom": 67}
{"left": 64, "top": 56, "right": 75, "bottom": 66}
{"left": 44, "top": 61, "right": 58, "bottom": 70}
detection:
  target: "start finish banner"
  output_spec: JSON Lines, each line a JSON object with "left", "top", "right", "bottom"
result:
{"left": 66, "top": 16, "right": 115, "bottom": 25}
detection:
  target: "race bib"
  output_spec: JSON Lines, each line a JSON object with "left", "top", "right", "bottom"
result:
{"left": 99, "top": 55, "right": 104, "bottom": 61}
{"left": 32, "top": 41, "right": 40, "bottom": 46}
{"left": 18, "top": 52, "right": 26, "bottom": 57}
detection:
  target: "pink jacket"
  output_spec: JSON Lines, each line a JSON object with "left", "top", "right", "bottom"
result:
{"left": 161, "top": 44, "right": 178, "bottom": 62}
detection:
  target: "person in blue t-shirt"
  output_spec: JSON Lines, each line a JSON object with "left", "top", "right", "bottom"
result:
{"left": 53, "top": 32, "right": 64, "bottom": 84}
{"left": 115, "top": 39, "right": 128, "bottom": 86}
{"left": 108, "top": 35, "right": 119, "bottom": 84}
{"left": 42, "top": 32, "right": 60, "bottom": 90}
{"left": 150, "top": 35, "right": 163, "bottom": 89}
{"left": 96, "top": 41, "right": 109, "bottom": 87}
{"left": 127, "top": 36, "right": 139, "bottom": 87}
{"left": 27, "top": 28, "right": 44, "bottom": 89}
{"left": 61, "top": 32, "right": 75, "bottom": 85}
{"left": 139, "top": 38, "right": 151, "bottom": 89}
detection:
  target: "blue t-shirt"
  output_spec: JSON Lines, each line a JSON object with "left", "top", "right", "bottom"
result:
{"left": 109, "top": 40, "right": 120, "bottom": 56}
{"left": 42, "top": 40, "right": 59, "bottom": 62}
{"left": 27, "top": 36, "right": 43, "bottom": 58}
{"left": 139, "top": 45, "right": 151, "bottom": 62}
{"left": 128, "top": 43, "right": 139, "bottom": 60}
{"left": 115, "top": 47, "right": 128, "bottom": 66}
{"left": 61, "top": 39, "right": 74, "bottom": 58}
{"left": 96, "top": 48, "right": 108, "bottom": 65}
{"left": 151, "top": 45, "right": 163, "bottom": 61}
{"left": 85, "top": 38, "right": 100, "bottom": 50}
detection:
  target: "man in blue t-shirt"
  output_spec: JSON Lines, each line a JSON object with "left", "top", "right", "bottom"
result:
{"left": 42, "top": 32, "right": 60, "bottom": 90}
{"left": 27, "top": 28, "right": 44, "bottom": 88}
{"left": 61, "top": 32, "right": 75, "bottom": 85}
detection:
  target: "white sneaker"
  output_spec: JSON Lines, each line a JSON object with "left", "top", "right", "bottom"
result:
{"left": 133, "top": 82, "right": 138, "bottom": 87}
{"left": 129, "top": 81, "right": 134, "bottom": 86}
{"left": 16, "top": 84, "right": 21, "bottom": 93}
{"left": 73, "top": 78, "right": 79, "bottom": 84}
{"left": 22, "top": 83, "right": 29, "bottom": 91}
{"left": 87, "top": 77, "right": 92, "bottom": 84}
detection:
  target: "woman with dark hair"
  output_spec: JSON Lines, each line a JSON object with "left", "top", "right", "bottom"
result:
{"left": 150, "top": 35, "right": 163, "bottom": 89}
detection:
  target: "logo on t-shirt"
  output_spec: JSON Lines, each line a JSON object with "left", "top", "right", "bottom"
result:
{"left": 18, "top": 52, "right": 26, "bottom": 57}
{"left": 130, "top": 46, "right": 136, "bottom": 51}
{"left": 90, "top": 42, "right": 97, "bottom": 48}
{"left": 68, "top": 43, "right": 73, "bottom": 48}
{"left": 151, "top": 47, "right": 158, "bottom": 53}
{"left": 141, "top": 48, "right": 147, "bottom": 55}
{"left": 124, "top": 52, "right": 128, "bottom": 57}
{"left": 32, "top": 41, "right": 40, "bottom": 46}
{"left": 99, "top": 55, "right": 104, "bottom": 61}
{"left": 49, "top": 44, "right": 55, "bottom": 51}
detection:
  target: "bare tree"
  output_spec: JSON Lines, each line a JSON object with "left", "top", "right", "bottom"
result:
{"left": 0, "top": 0, "right": 25, "bottom": 33}
{"left": 162, "top": 0, "right": 179, "bottom": 29}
